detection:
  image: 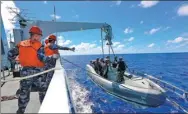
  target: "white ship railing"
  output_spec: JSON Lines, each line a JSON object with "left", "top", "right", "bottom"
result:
{"left": 38, "top": 58, "right": 71, "bottom": 113}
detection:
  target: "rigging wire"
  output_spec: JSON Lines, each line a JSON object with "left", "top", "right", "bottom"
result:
{"left": 101, "top": 28, "right": 104, "bottom": 59}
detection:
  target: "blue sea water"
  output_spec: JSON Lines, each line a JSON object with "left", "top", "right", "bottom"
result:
{"left": 61, "top": 53, "right": 188, "bottom": 113}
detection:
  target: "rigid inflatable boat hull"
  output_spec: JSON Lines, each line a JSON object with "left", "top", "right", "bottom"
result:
{"left": 86, "top": 64, "right": 166, "bottom": 107}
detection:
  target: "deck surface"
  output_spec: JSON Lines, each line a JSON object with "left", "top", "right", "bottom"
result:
{"left": 1, "top": 71, "right": 40, "bottom": 113}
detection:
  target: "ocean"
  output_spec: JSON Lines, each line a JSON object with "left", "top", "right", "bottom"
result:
{"left": 61, "top": 53, "right": 188, "bottom": 113}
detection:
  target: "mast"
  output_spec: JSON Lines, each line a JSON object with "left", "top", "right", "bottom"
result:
{"left": 53, "top": 5, "right": 58, "bottom": 44}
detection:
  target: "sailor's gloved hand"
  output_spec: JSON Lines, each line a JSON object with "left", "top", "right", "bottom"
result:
{"left": 52, "top": 54, "right": 60, "bottom": 59}
{"left": 70, "top": 47, "right": 75, "bottom": 52}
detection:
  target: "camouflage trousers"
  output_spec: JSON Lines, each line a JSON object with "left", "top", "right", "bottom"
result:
{"left": 17, "top": 67, "right": 47, "bottom": 114}
{"left": 117, "top": 70, "right": 125, "bottom": 83}
{"left": 45, "top": 59, "right": 56, "bottom": 88}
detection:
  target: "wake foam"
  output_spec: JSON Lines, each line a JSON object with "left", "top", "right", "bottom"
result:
{"left": 66, "top": 70, "right": 94, "bottom": 113}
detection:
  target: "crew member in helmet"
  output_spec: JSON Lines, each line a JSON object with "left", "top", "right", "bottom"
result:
{"left": 8, "top": 26, "right": 52, "bottom": 114}
{"left": 44, "top": 34, "right": 75, "bottom": 89}
{"left": 116, "top": 57, "right": 128, "bottom": 82}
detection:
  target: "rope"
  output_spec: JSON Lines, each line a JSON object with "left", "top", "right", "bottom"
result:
{"left": 1, "top": 67, "right": 62, "bottom": 83}
{"left": 1, "top": 94, "right": 18, "bottom": 102}
{"left": 110, "top": 45, "right": 115, "bottom": 58}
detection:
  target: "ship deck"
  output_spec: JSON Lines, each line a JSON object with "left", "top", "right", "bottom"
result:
{"left": 1, "top": 71, "right": 40, "bottom": 113}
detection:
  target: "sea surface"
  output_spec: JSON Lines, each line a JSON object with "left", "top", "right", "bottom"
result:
{"left": 61, "top": 53, "right": 188, "bottom": 113}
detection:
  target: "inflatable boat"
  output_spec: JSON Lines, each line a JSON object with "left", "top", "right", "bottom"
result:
{"left": 86, "top": 64, "right": 166, "bottom": 107}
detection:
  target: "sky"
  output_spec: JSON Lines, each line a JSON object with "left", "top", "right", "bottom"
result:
{"left": 1, "top": 1, "right": 188, "bottom": 55}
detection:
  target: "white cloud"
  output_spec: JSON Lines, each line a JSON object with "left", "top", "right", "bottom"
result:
{"left": 175, "top": 42, "right": 188, "bottom": 49}
{"left": 62, "top": 42, "right": 100, "bottom": 55}
{"left": 177, "top": 4, "right": 188, "bottom": 16}
{"left": 148, "top": 43, "right": 155, "bottom": 48}
{"left": 116, "top": 44, "right": 124, "bottom": 48}
{"left": 167, "top": 37, "right": 188, "bottom": 44}
{"left": 139, "top": 1, "right": 159, "bottom": 8}
{"left": 145, "top": 27, "right": 161, "bottom": 35}
{"left": 44, "top": 1, "right": 47, "bottom": 4}
{"left": 50, "top": 14, "right": 61, "bottom": 20}
{"left": 124, "top": 27, "right": 133, "bottom": 34}
{"left": 140, "top": 21, "right": 144, "bottom": 24}
{"left": 163, "top": 26, "right": 171, "bottom": 31}
{"left": 57, "top": 35, "right": 72, "bottom": 46}
{"left": 113, "top": 42, "right": 121, "bottom": 47}
{"left": 116, "top": 0, "right": 121, "bottom": 5}
{"left": 181, "top": 32, "right": 188, "bottom": 37}
{"left": 128, "top": 37, "right": 134, "bottom": 42}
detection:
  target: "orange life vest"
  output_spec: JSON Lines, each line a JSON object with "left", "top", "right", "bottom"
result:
{"left": 17, "top": 39, "right": 44, "bottom": 67}
{"left": 44, "top": 44, "right": 59, "bottom": 56}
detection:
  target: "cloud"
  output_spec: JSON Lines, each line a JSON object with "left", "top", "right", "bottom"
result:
{"left": 116, "top": 44, "right": 124, "bottom": 48}
{"left": 181, "top": 32, "right": 188, "bottom": 37}
{"left": 110, "top": 1, "right": 121, "bottom": 7}
{"left": 163, "top": 26, "right": 171, "bottom": 31}
{"left": 167, "top": 37, "right": 188, "bottom": 44}
{"left": 148, "top": 43, "right": 155, "bottom": 48}
{"left": 50, "top": 14, "right": 61, "bottom": 20}
{"left": 175, "top": 42, "right": 188, "bottom": 48}
{"left": 116, "top": 0, "right": 121, "bottom": 5}
{"left": 128, "top": 37, "right": 134, "bottom": 42}
{"left": 43, "top": 1, "right": 47, "bottom": 4}
{"left": 139, "top": 1, "right": 159, "bottom": 8}
{"left": 57, "top": 35, "right": 72, "bottom": 46}
{"left": 145, "top": 27, "right": 161, "bottom": 35}
{"left": 67, "top": 42, "right": 99, "bottom": 55}
{"left": 113, "top": 42, "right": 121, "bottom": 47}
{"left": 140, "top": 21, "right": 144, "bottom": 24}
{"left": 124, "top": 27, "right": 133, "bottom": 34}
{"left": 177, "top": 4, "right": 188, "bottom": 16}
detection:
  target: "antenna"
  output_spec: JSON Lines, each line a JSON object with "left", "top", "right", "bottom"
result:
{"left": 54, "top": 5, "right": 56, "bottom": 22}
{"left": 7, "top": 6, "right": 36, "bottom": 28}
{"left": 53, "top": 5, "right": 58, "bottom": 44}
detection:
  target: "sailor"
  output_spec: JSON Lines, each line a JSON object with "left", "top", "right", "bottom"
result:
{"left": 90, "top": 61, "right": 94, "bottom": 68}
{"left": 116, "top": 57, "right": 127, "bottom": 82}
{"left": 93, "top": 58, "right": 102, "bottom": 74}
{"left": 99, "top": 58, "right": 105, "bottom": 76}
{"left": 112, "top": 56, "right": 118, "bottom": 68}
{"left": 8, "top": 46, "right": 19, "bottom": 72}
{"left": 103, "top": 58, "right": 110, "bottom": 79}
{"left": 44, "top": 34, "right": 75, "bottom": 89}
{"left": 8, "top": 26, "right": 51, "bottom": 114}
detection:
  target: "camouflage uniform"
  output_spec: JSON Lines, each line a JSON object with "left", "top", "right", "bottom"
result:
{"left": 8, "top": 46, "right": 19, "bottom": 71}
{"left": 45, "top": 44, "right": 70, "bottom": 88}
{"left": 8, "top": 45, "right": 51, "bottom": 114}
